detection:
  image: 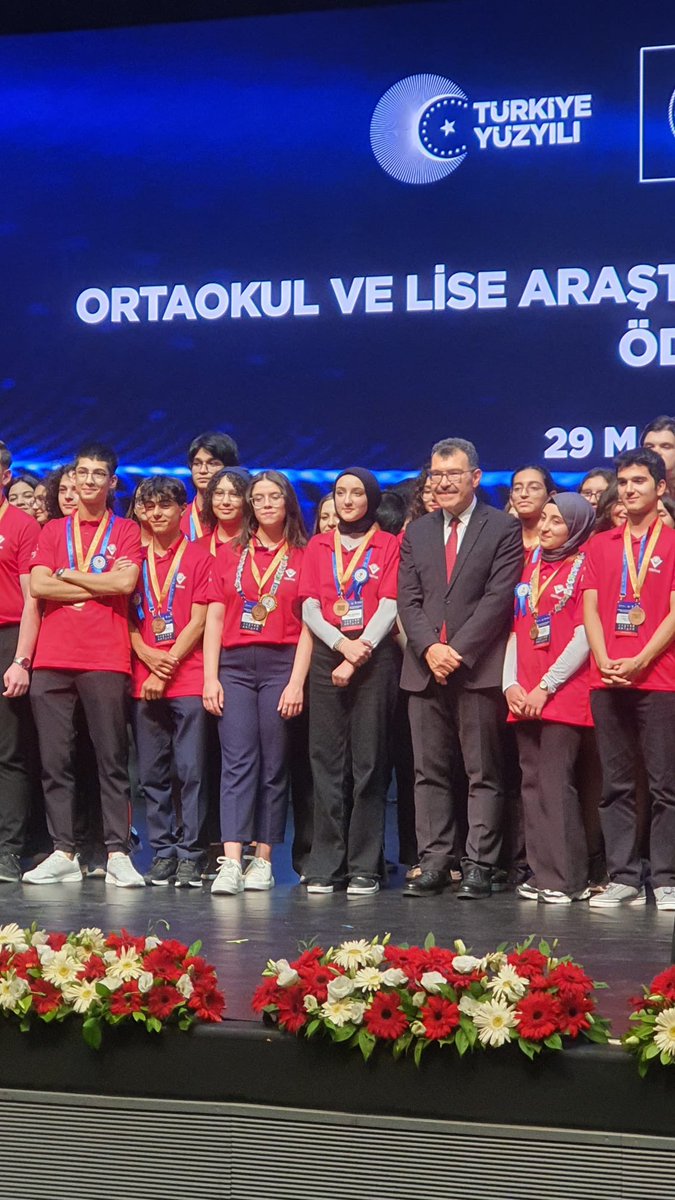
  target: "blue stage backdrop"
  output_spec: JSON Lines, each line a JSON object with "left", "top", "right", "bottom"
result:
{"left": 2, "top": 0, "right": 675, "bottom": 482}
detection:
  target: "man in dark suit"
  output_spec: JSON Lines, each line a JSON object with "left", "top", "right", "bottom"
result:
{"left": 398, "top": 437, "right": 523, "bottom": 898}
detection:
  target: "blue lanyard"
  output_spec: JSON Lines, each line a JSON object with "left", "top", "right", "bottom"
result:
{"left": 189, "top": 505, "right": 201, "bottom": 542}
{"left": 620, "top": 531, "right": 648, "bottom": 599}
{"left": 66, "top": 514, "right": 115, "bottom": 572}
{"left": 332, "top": 546, "right": 373, "bottom": 600}
{"left": 142, "top": 557, "right": 180, "bottom": 619}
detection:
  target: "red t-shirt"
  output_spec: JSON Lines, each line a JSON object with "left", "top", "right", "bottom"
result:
{"left": 196, "top": 530, "right": 237, "bottom": 560}
{"left": 581, "top": 522, "right": 675, "bottom": 691}
{"left": 180, "top": 499, "right": 208, "bottom": 542}
{"left": 131, "top": 538, "right": 210, "bottom": 698}
{"left": 32, "top": 514, "right": 142, "bottom": 673}
{"left": 299, "top": 529, "right": 399, "bottom": 628}
{"left": 0, "top": 503, "right": 39, "bottom": 626}
{"left": 510, "top": 553, "right": 592, "bottom": 727}
{"left": 207, "top": 541, "right": 304, "bottom": 648}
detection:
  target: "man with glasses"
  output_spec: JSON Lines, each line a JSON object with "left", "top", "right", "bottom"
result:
{"left": 25, "top": 441, "right": 145, "bottom": 887}
{"left": 398, "top": 437, "right": 523, "bottom": 899}
{"left": 180, "top": 431, "right": 240, "bottom": 541}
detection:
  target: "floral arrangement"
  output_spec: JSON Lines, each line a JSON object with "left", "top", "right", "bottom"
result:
{"left": 0, "top": 923, "right": 225, "bottom": 1047}
{"left": 253, "top": 934, "right": 610, "bottom": 1064}
{"left": 623, "top": 964, "right": 675, "bottom": 1075}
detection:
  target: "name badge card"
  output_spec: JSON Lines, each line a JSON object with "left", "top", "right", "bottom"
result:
{"left": 241, "top": 600, "right": 265, "bottom": 634}
{"left": 153, "top": 613, "right": 175, "bottom": 643}
{"left": 615, "top": 601, "right": 639, "bottom": 637}
{"left": 340, "top": 598, "right": 364, "bottom": 631}
{"left": 533, "top": 613, "right": 551, "bottom": 648}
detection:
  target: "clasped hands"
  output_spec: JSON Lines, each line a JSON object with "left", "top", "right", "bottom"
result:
{"left": 140, "top": 645, "right": 180, "bottom": 701}
{"left": 597, "top": 655, "right": 646, "bottom": 687}
{"left": 331, "top": 636, "right": 373, "bottom": 688}
{"left": 424, "top": 641, "right": 462, "bottom": 686}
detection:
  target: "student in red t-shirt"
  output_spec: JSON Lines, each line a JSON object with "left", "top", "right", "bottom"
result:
{"left": 179, "top": 432, "right": 239, "bottom": 542}
{"left": 198, "top": 467, "right": 250, "bottom": 559}
{"left": 299, "top": 467, "right": 400, "bottom": 896}
{"left": 582, "top": 448, "right": 675, "bottom": 911}
{"left": 129, "top": 475, "right": 211, "bottom": 888}
{"left": 25, "top": 441, "right": 145, "bottom": 888}
{"left": 0, "top": 440, "right": 42, "bottom": 882}
{"left": 203, "top": 470, "right": 311, "bottom": 895}
{"left": 503, "top": 493, "right": 596, "bottom": 904}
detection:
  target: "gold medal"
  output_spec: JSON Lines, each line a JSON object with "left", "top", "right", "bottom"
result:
{"left": 529, "top": 623, "right": 539, "bottom": 640}
{"left": 260, "top": 593, "right": 278, "bottom": 613}
{"left": 152, "top": 616, "right": 166, "bottom": 634}
{"left": 334, "top": 598, "right": 350, "bottom": 617}
{"left": 628, "top": 605, "right": 646, "bottom": 627}
{"left": 251, "top": 603, "right": 268, "bottom": 623}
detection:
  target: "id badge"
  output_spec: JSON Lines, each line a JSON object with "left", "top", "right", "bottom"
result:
{"left": 615, "top": 601, "right": 639, "bottom": 637}
{"left": 154, "top": 613, "right": 175, "bottom": 644}
{"left": 340, "top": 598, "right": 364, "bottom": 631}
{"left": 533, "top": 614, "right": 551, "bottom": 648}
{"left": 240, "top": 600, "right": 264, "bottom": 634}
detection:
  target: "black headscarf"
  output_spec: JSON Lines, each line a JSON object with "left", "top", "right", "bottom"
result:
{"left": 333, "top": 467, "right": 382, "bottom": 536}
{"left": 542, "top": 493, "right": 595, "bottom": 562}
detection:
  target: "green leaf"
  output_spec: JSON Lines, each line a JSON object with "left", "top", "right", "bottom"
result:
{"left": 455, "top": 1027, "right": 469, "bottom": 1057}
{"left": 132, "top": 1010, "right": 146, "bottom": 1023}
{"left": 584, "top": 1025, "right": 611, "bottom": 1045}
{"left": 82, "top": 1019, "right": 102, "bottom": 1050}
{"left": 305, "top": 1019, "right": 321, "bottom": 1039}
{"left": 645, "top": 1041, "right": 661, "bottom": 1059}
{"left": 637, "top": 1057, "right": 649, "bottom": 1078}
{"left": 392, "top": 1032, "right": 412, "bottom": 1060}
{"left": 423, "top": 932, "right": 436, "bottom": 951}
{"left": 178, "top": 1017, "right": 193, "bottom": 1031}
{"left": 413, "top": 1038, "right": 427, "bottom": 1068}
{"left": 331, "top": 1023, "right": 356, "bottom": 1042}
{"left": 146, "top": 1016, "right": 162, "bottom": 1034}
{"left": 187, "top": 940, "right": 202, "bottom": 959}
{"left": 660, "top": 1049, "right": 674, "bottom": 1067}
{"left": 544, "top": 1034, "right": 562, "bottom": 1051}
{"left": 518, "top": 1037, "right": 536, "bottom": 1060}
{"left": 538, "top": 939, "right": 551, "bottom": 959}
{"left": 357, "top": 1028, "right": 377, "bottom": 1062}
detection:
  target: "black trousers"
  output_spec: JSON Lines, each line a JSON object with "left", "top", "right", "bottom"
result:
{"left": 515, "top": 720, "right": 589, "bottom": 894}
{"left": 408, "top": 681, "right": 506, "bottom": 871}
{"left": 133, "top": 696, "right": 209, "bottom": 861}
{"left": 0, "top": 623, "right": 37, "bottom": 855}
{"left": 31, "top": 669, "right": 132, "bottom": 854}
{"left": 591, "top": 688, "right": 675, "bottom": 888}
{"left": 308, "top": 638, "right": 400, "bottom": 882}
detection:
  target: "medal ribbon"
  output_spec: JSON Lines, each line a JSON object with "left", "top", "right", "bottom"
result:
{"left": 622, "top": 519, "right": 662, "bottom": 602}
{"left": 189, "top": 502, "right": 203, "bottom": 541}
{"left": 209, "top": 531, "right": 218, "bottom": 558}
{"left": 0, "top": 499, "right": 8, "bottom": 524}
{"left": 68, "top": 512, "right": 115, "bottom": 572}
{"left": 332, "top": 525, "right": 377, "bottom": 600}
{"left": 234, "top": 544, "right": 288, "bottom": 607}
{"left": 144, "top": 537, "right": 188, "bottom": 618}
{"left": 248, "top": 539, "right": 289, "bottom": 599}
{"left": 528, "top": 555, "right": 576, "bottom": 618}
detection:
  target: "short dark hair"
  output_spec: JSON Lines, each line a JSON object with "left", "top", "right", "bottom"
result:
{"left": 202, "top": 468, "right": 250, "bottom": 530}
{"left": 510, "top": 464, "right": 556, "bottom": 494}
{"left": 74, "top": 441, "right": 118, "bottom": 475}
{"left": 0, "top": 440, "right": 12, "bottom": 471}
{"left": 8, "top": 472, "right": 39, "bottom": 492}
{"left": 615, "top": 447, "right": 666, "bottom": 486}
{"left": 640, "top": 415, "right": 675, "bottom": 444}
{"left": 594, "top": 481, "right": 621, "bottom": 534}
{"left": 137, "top": 475, "right": 187, "bottom": 508}
{"left": 578, "top": 467, "right": 614, "bottom": 490}
{"left": 312, "top": 492, "right": 335, "bottom": 536}
{"left": 187, "top": 432, "right": 239, "bottom": 468}
{"left": 239, "top": 471, "right": 307, "bottom": 549}
{"left": 431, "top": 437, "right": 479, "bottom": 469}
{"left": 375, "top": 489, "right": 407, "bottom": 535}
{"left": 44, "top": 464, "right": 76, "bottom": 520}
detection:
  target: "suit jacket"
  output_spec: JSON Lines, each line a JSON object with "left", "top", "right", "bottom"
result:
{"left": 398, "top": 501, "right": 524, "bottom": 692}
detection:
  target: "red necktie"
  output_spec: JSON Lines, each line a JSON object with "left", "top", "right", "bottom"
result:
{"left": 440, "top": 518, "right": 458, "bottom": 644}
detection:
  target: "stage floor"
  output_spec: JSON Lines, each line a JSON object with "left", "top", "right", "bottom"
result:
{"left": 1, "top": 848, "right": 671, "bottom": 1033}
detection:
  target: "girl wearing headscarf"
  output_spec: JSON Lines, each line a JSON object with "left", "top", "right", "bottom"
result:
{"left": 503, "top": 493, "right": 596, "bottom": 904}
{"left": 299, "top": 468, "right": 400, "bottom": 895}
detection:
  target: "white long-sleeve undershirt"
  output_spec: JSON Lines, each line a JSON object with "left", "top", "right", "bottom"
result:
{"left": 502, "top": 624, "right": 590, "bottom": 695}
{"left": 302, "top": 596, "right": 398, "bottom": 651}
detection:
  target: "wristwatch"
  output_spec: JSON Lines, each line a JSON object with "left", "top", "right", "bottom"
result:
{"left": 55, "top": 567, "right": 67, "bottom": 579}
{"left": 539, "top": 677, "right": 555, "bottom": 694}
{"left": 13, "top": 658, "right": 31, "bottom": 671}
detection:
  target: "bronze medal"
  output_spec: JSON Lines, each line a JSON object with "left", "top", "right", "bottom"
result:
{"left": 251, "top": 603, "right": 268, "bottom": 623}
{"left": 529, "top": 622, "right": 539, "bottom": 640}
{"left": 628, "top": 605, "right": 646, "bottom": 627}
{"left": 260, "top": 593, "right": 278, "bottom": 613}
{"left": 334, "top": 598, "right": 350, "bottom": 617}
{"left": 152, "top": 616, "right": 166, "bottom": 634}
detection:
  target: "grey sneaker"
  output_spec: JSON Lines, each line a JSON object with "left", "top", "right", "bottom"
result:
{"left": 588, "top": 882, "right": 646, "bottom": 908}
{"left": 23, "top": 850, "right": 82, "bottom": 885}
{"left": 175, "top": 860, "right": 203, "bottom": 889}
{"left": 105, "top": 853, "right": 146, "bottom": 888}
{"left": 653, "top": 886, "right": 675, "bottom": 912}
{"left": 243, "top": 857, "right": 274, "bottom": 891}
{"left": 0, "top": 851, "right": 21, "bottom": 883}
{"left": 516, "top": 880, "right": 539, "bottom": 901}
{"left": 210, "top": 857, "right": 244, "bottom": 895}
{"left": 540, "top": 888, "right": 591, "bottom": 905}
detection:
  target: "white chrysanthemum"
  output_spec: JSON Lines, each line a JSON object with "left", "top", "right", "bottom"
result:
{"left": 353, "top": 967, "right": 383, "bottom": 992}
{"left": 420, "top": 971, "right": 447, "bottom": 994}
{"left": 0, "top": 972, "right": 29, "bottom": 1010}
{"left": 380, "top": 967, "right": 408, "bottom": 988}
{"left": 269, "top": 958, "right": 299, "bottom": 988}
{"left": 0, "top": 924, "right": 28, "bottom": 952}
{"left": 472, "top": 999, "right": 517, "bottom": 1047}
{"left": 321, "top": 997, "right": 359, "bottom": 1027}
{"left": 452, "top": 955, "right": 483, "bottom": 975}
{"left": 480, "top": 951, "right": 507, "bottom": 973}
{"left": 653, "top": 1008, "right": 675, "bottom": 1058}
{"left": 326, "top": 974, "right": 355, "bottom": 1001}
{"left": 62, "top": 979, "right": 99, "bottom": 1014}
{"left": 74, "top": 928, "right": 106, "bottom": 955}
{"left": 137, "top": 972, "right": 154, "bottom": 994}
{"left": 176, "top": 973, "right": 194, "bottom": 1000}
{"left": 458, "top": 994, "right": 481, "bottom": 1017}
{"left": 333, "top": 940, "right": 373, "bottom": 971}
{"left": 303, "top": 994, "right": 319, "bottom": 1013}
{"left": 487, "top": 964, "right": 529, "bottom": 1002}
{"left": 42, "top": 948, "right": 81, "bottom": 987}
{"left": 104, "top": 947, "right": 143, "bottom": 982}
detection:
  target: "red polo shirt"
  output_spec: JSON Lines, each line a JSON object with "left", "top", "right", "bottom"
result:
{"left": 32, "top": 515, "right": 142, "bottom": 673}
{"left": 0, "top": 503, "right": 39, "bottom": 626}
{"left": 581, "top": 522, "right": 675, "bottom": 691}
{"left": 180, "top": 499, "right": 208, "bottom": 542}
{"left": 207, "top": 541, "right": 304, "bottom": 648}
{"left": 131, "top": 538, "right": 210, "bottom": 698}
{"left": 299, "top": 529, "right": 399, "bottom": 628}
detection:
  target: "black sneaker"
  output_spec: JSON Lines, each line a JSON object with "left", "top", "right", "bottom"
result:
{"left": 175, "top": 859, "right": 203, "bottom": 889}
{"left": 0, "top": 851, "right": 21, "bottom": 883}
{"left": 346, "top": 876, "right": 380, "bottom": 896}
{"left": 144, "top": 856, "right": 178, "bottom": 886}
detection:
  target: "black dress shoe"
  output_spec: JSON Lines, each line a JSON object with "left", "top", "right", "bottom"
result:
{"left": 457, "top": 860, "right": 495, "bottom": 899}
{"left": 403, "top": 868, "right": 449, "bottom": 897}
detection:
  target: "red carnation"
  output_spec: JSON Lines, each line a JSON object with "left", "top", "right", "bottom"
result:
{"left": 12, "top": 948, "right": 40, "bottom": 977}
{"left": 29, "top": 978, "right": 63, "bottom": 1016}
{"left": 275, "top": 985, "right": 307, "bottom": 1033}
{"left": 109, "top": 980, "right": 143, "bottom": 1016}
{"left": 143, "top": 947, "right": 183, "bottom": 981}
{"left": 47, "top": 932, "right": 68, "bottom": 951}
{"left": 364, "top": 991, "right": 409, "bottom": 1040}
{"left": 507, "top": 949, "right": 548, "bottom": 981}
{"left": 516, "top": 993, "right": 561, "bottom": 1041}
{"left": 290, "top": 946, "right": 325, "bottom": 970}
{"left": 147, "top": 984, "right": 182, "bottom": 1020}
{"left": 421, "top": 947, "right": 462, "bottom": 979}
{"left": 557, "top": 990, "right": 594, "bottom": 1038}
{"left": 80, "top": 955, "right": 107, "bottom": 981}
{"left": 547, "top": 963, "right": 593, "bottom": 997}
{"left": 187, "top": 983, "right": 225, "bottom": 1023}
{"left": 650, "top": 966, "right": 675, "bottom": 1002}
{"left": 419, "top": 995, "right": 461, "bottom": 1040}
{"left": 297, "top": 962, "right": 342, "bottom": 1003}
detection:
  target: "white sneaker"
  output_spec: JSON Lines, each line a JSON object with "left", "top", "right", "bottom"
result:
{"left": 516, "top": 881, "right": 539, "bottom": 901}
{"left": 105, "top": 853, "right": 146, "bottom": 888}
{"left": 654, "top": 886, "right": 675, "bottom": 912}
{"left": 540, "top": 888, "right": 591, "bottom": 905}
{"left": 243, "top": 857, "right": 274, "bottom": 891}
{"left": 588, "top": 882, "right": 646, "bottom": 908}
{"left": 211, "top": 857, "right": 244, "bottom": 895}
{"left": 23, "top": 850, "right": 82, "bottom": 885}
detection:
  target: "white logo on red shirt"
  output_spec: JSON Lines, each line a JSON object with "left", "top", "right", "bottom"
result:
{"left": 649, "top": 555, "right": 663, "bottom": 573}
{"left": 369, "top": 563, "right": 380, "bottom": 576}
{"left": 284, "top": 568, "right": 296, "bottom": 580}
{"left": 176, "top": 573, "right": 187, "bottom": 587}
{"left": 0, "top": 535, "right": 4, "bottom": 550}
{"left": 553, "top": 583, "right": 566, "bottom": 595}
{"left": 107, "top": 544, "right": 116, "bottom": 557}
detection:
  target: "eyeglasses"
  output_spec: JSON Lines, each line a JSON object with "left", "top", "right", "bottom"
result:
{"left": 428, "top": 470, "right": 472, "bottom": 484}
{"left": 511, "top": 483, "right": 546, "bottom": 495}
{"left": 251, "top": 492, "right": 285, "bottom": 508}
{"left": 213, "top": 489, "right": 242, "bottom": 502}
{"left": 75, "top": 468, "right": 109, "bottom": 484}
{"left": 580, "top": 489, "right": 605, "bottom": 500}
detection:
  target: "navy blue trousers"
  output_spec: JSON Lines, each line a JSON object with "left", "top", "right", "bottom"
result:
{"left": 133, "top": 695, "right": 209, "bottom": 861}
{"left": 217, "top": 644, "right": 295, "bottom": 844}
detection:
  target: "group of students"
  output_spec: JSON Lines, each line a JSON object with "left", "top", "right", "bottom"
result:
{"left": 2, "top": 414, "right": 675, "bottom": 911}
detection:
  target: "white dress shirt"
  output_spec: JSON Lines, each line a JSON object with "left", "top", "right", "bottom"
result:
{"left": 443, "top": 495, "right": 477, "bottom": 550}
